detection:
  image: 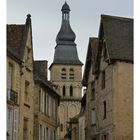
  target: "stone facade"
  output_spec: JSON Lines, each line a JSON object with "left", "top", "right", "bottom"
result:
{"left": 50, "top": 3, "right": 83, "bottom": 140}
{"left": 83, "top": 15, "right": 133, "bottom": 140}
{"left": 50, "top": 64, "right": 82, "bottom": 140}
{"left": 7, "top": 15, "right": 34, "bottom": 140}
{"left": 33, "top": 60, "right": 60, "bottom": 140}
{"left": 33, "top": 82, "right": 60, "bottom": 140}
{"left": 7, "top": 57, "right": 21, "bottom": 140}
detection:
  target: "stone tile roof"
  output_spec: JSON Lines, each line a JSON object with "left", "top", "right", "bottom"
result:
{"left": 7, "top": 14, "right": 32, "bottom": 62}
{"left": 101, "top": 15, "right": 133, "bottom": 62}
{"left": 33, "top": 61, "right": 60, "bottom": 98}
{"left": 7, "top": 25, "right": 26, "bottom": 61}
{"left": 82, "top": 37, "right": 98, "bottom": 86}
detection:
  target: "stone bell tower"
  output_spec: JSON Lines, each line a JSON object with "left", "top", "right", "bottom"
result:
{"left": 49, "top": 2, "right": 83, "bottom": 140}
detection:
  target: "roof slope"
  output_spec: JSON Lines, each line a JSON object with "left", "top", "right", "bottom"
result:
{"left": 101, "top": 15, "right": 133, "bottom": 62}
{"left": 34, "top": 61, "right": 60, "bottom": 98}
{"left": 7, "top": 14, "right": 31, "bottom": 62}
{"left": 82, "top": 37, "right": 98, "bottom": 86}
{"left": 50, "top": 2, "right": 83, "bottom": 68}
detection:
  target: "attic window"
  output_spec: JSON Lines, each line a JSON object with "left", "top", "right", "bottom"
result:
{"left": 103, "top": 41, "right": 108, "bottom": 61}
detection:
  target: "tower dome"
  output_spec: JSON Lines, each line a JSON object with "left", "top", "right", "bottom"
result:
{"left": 61, "top": 2, "right": 70, "bottom": 11}
{"left": 56, "top": 2, "right": 76, "bottom": 45}
{"left": 50, "top": 2, "right": 83, "bottom": 68}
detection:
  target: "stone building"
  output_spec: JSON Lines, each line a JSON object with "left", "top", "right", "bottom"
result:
{"left": 82, "top": 37, "right": 99, "bottom": 140}
{"left": 83, "top": 15, "right": 133, "bottom": 140}
{"left": 7, "top": 15, "right": 34, "bottom": 140}
{"left": 33, "top": 60, "right": 60, "bottom": 140}
{"left": 78, "top": 93, "right": 86, "bottom": 140}
{"left": 49, "top": 2, "right": 83, "bottom": 140}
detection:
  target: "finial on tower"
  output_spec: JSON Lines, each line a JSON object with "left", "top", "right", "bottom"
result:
{"left": 26, "top": 14, "right": 31, "bottom": 25}
{"left": 61, "top": 1, "right": 70, "bottom": 12}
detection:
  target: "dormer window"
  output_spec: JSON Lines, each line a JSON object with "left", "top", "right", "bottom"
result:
{"left": 103, "top": 40, "right": 109, "bottom": 61}
{"left": 69, "top": 68, "right": 74, "bottom": 79}
{"left": 61, "top": 68, "right": 66, "bottom": 79}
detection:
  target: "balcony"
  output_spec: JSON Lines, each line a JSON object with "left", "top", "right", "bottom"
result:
{"left": 7, "top": 89, "right": 18, "bottom": 104}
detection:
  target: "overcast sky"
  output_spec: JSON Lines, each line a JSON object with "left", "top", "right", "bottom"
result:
{"left": 7, "top": 0, "right": 133, "bottom": 71}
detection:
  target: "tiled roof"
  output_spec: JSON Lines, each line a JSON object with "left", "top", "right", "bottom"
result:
{"left": 7, "top": 14, "right": 32, "bottom": 62}
{"left": 61, "top": 2, "right": 70, "bottom": 11}
{"left": 7, "top": 25, "right": 26, "bottom": 60}
{"left": 82, "top": 37, "right": 98, "bottom": 86}
{"left": 101, "top": 15, "right": 133, "bottom": 62}
{"left": 34, "top": 61, "right": 60, "bottom": 97}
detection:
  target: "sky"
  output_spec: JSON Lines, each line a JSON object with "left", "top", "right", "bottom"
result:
{"left": 7, "top": 0, "right": 133, "bottom": 73}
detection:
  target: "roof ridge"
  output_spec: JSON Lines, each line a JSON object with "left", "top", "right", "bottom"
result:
{"left": 101, "top": 14, "right": 133, "bottom": 21}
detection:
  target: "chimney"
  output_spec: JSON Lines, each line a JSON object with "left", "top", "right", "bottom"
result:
{"left": 34, "top": 60, "right": 48, "bottom": 80}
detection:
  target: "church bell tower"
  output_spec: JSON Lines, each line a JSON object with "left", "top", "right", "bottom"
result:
{"left": 49, "top": 2, "right": 83, "bottom": 140}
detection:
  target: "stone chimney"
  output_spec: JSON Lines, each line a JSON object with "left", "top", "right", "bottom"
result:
{"left": 34, "top": 60, "right": 48, "bottom": 80}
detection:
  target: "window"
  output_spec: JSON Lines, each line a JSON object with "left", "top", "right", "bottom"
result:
{"left": 61, "top": 68, "right": 66, "bottom": 79}
{"left": 7, "top": 63, "right": 13, "bottom": 90}
{"left": 39, "top": 124, "right": 42, "bottom": 140}
{"left": 46, "top": 94, "right": 48, "bottom": 116}
{"left": 48, "top": 129, "right": 50, "bottom": 140}
{"left": 7, "top": 108, "right": 11, "bottom": 139}
{"left": 91, "top": 109, "right": 96, "bottom": 125}
{"left": 44, "top": 93, "right": 46, "bottom": 115}
{"left": 40, "top": 88, "right": 45, "bottom": 113}
{"left": 48, "top": 95, "right": 51, "bottom": 116}
{"left": 47, "top": 94, "right": 49, "bottom": 116}
{"left": 60, "top": 124, "right": 63, "bottom": 131}
{"left": 25, "top": 81, "right": 30, "bottom": 103}
{"left": 102, "top": 134, "right": 109, "bottom": 140}
{"left": 52, "top": 99, "right": 56, "bottom": 120}
{"left": 53, "top": 131, "right": 56, "bottom": 140}
{"left": 63, "top": 86, "right": 66, "bottom": 96}
{"left": 103, "top": 101, "right": 107, "bottom": 119}
{"left": 103, "top": 40, "right": 108, "bottom": 61}
{"left": 42, "top": 126, "right": 45, "bottom": 140}
{"left": 101, "top": 70, "right": 105, "bottom": 89}
{"left": 91, "top": 82, "right": 95, "bottom": 100}
{"left": 23, "top": 118, "right": 28, "bottom": 140}
{"left": 69, "top": 68, "right": 74, "bottom": 79}
{"left": 45, "top": 128, "right": 48, "bottom": 140}
{"left": 70, "top": 85, "right": 73, "bottom": 97}
{"left": 13, "top": 109, "right": 18, "bottom": 140}
{"left": 7, "top": 63, "right": 13, "bottom": 99}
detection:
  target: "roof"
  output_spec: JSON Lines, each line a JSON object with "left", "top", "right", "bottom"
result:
{"left": 50, "top": 44, "right": 83, "bottom": 68}
{"left": 34, "top": 61, "right": 60, "bottom": 99}
{"left": 56, "top": 20, "right": 76, "bottom": 45}
{"left": 101, "top": 14, "right": 133, "bottom": 62}
{"left": 56, "top": 2, "right": 75, "bottom": 45}
{"left": 82, "top": 37, "right": 98, "bottom": 86}
{"left": 34, "top": 60, "right": 48, "bottom": 79}
{"left": 50, "top": 3, "right": 83, "bottom": 68}
{"left": 7, "top": 25, "right": 26, "bottom": 61}
{"left": 61, "top": 2, "right": 70, "bottom": 11}
{"left": 7, "top": 14, "right": 32, "bottom": 62}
